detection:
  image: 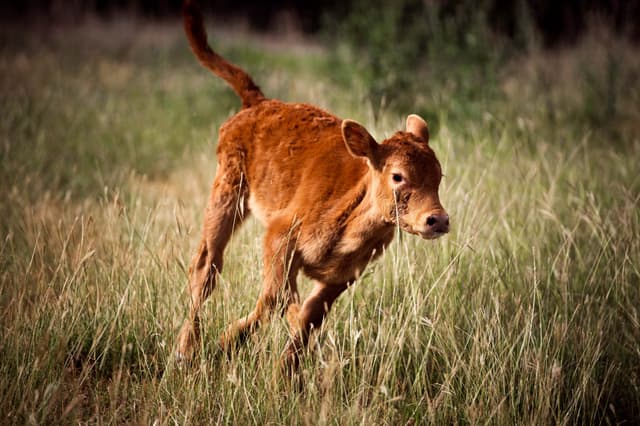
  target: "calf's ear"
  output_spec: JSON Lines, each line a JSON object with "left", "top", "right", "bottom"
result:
{"left": 406, "top": 114, "right": 429, "bottom": 145}
{"left": 341, "top": 119, "right": 378, "bottom": 162}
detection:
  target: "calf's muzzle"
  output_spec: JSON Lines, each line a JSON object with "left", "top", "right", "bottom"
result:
{"left": 426, "top": 213, "right": 449, "bottom": 234}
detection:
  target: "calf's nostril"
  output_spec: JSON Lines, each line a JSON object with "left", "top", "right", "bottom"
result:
{"left": 426, "top": 216, "right": 437, "bottom": 226}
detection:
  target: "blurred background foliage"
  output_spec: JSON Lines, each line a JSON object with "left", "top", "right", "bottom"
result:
{"left": 328, "top": 0, "right": 639, "bottom": 142}
{"left": 1, "top": 0, "right": 638, "bottom": 195}
{"left": 1, "top": 0, "right": 638, "bottom": 197}
{"left": 2, "top": 0, "right": 639, "bottom": 44}
{"left": 3, "top": 0, "right": 637, "bottom": 126}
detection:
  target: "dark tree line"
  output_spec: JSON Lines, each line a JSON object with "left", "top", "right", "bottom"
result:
{"left": 2, "top": 0, "right": 639, "bottom": 45}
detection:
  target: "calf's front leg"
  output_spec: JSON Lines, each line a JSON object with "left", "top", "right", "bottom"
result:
{"left": 220, "top": 220, "right": 301, "bottom": 350}
{"left": 283, "top": 281, "right": 349, "bottom": 371}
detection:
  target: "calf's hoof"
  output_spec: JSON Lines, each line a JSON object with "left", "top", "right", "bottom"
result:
{"left": 175, "top": 322, "right": 199, "bottom": 367}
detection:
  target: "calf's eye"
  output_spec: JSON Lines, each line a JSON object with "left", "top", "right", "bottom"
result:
{"left": 392, "top": 173, "right": 403, "bottom": 183}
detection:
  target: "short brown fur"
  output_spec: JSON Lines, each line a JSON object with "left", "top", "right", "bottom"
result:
{"left": 177, "top": 0, "right": 450, "bottom": 369}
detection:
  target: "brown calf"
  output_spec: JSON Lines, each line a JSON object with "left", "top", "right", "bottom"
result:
{"left": 176, "top": 1, "right": 449, "bottom": 369}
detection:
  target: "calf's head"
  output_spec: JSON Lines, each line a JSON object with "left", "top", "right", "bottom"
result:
{"left": 342, "top": 114, "right": 449, "bottom": 239}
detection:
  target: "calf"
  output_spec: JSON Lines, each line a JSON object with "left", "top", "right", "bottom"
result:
{"left": 176, "top": 0, "right": 450, "bottom": 369}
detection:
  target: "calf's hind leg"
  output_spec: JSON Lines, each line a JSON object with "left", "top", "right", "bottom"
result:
{"left": 176, "top": 154, "right": 247, "bottom": 363}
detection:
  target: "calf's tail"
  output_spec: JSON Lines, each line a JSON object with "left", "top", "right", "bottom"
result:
{"left": 183, "top": 0, "right": 266, "bottom": 108}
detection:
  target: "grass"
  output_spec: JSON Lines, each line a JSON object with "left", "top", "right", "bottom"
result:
{"left": 1, "top": 19, "right": 639, "bottom": 424}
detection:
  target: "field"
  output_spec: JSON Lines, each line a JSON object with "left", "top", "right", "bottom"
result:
{"left": 1, "top": 18, "right": 639, "bottom": 424}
